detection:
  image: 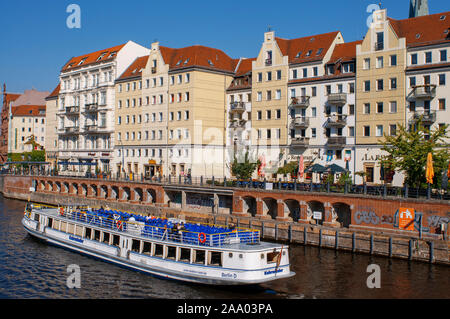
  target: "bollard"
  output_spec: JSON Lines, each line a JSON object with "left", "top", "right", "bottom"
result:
{"left": 383, "top": 184, "right": 387, "bottom": 198}
{"left": 304, "top": 227, "right": 307, "bottom": 245}
{"left": 288, "top": 224, "right": 292, "bottom": 243}
{"left": 404, "top": 183, "right": 409, "bottom": 198}
{"left": 327, "top": 181, "right": 330, "bottom": 193}
{"left": 335, "top": 231, "right": 339, "bottom": 250}
{"left": 319, "top": 229, "right": 322, "bottom": 248}
{"left": 408, "top": 239, "right": 413, "bottom": 261}
{"left": 224, "top": 176, "right": 227, "bottom": 187}
{"left": 261, "top": 221, "right": 264, "bottom": 238}
{"left": 352, "top": 232, "right": 356, "bottom": 253}
{"left": 212, "top": 176, "right": 215, "bottom": 186}
{"left": 275, "top": 223, "right": 278, "bottom": 240}
{"left": 388, "top": 237, "right": 393, "bottom": 258}
{"left": 294, "top": 180, "right": 297, "bottom": 191}
{"left": 370, "top": 234, "right": 374, "bottom": 255}
{"left": 200, "top": 176, "right": 203, "bottom": 186}
{"left": 310, "top": 180, "right": 313, "bottom": 192}
{"left": 429, "top": 241, "right": 434, "bottom": 263}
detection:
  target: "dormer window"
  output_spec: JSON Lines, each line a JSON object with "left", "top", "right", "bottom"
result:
{"left": 67, "top": 63, "right": 74, "bottom": 69}
{"left": 97, "top": 53, "right": 107, "bottom": 61}
{"left": 305, "top": 50, "right": 312, "bottom": 57}
{"left": 108, "top": 51, "right": 117, "bottom": 58}
{"left": 316, "top": 48, "right": 323, "bottom": 56}
{"left": 295, "top": 52, "right": 302, "bottom": 58}
{"left": 78, "top": 58, "right": 87, "bottom": 66}
{"left": 208, "top": 59, "right": 214, "bottom": 66}
{"left": 176, "top": 60, "right": 182, "bottom": 66}
{"left": 327, "top": 65, "right": 334, "bottom": 75}
{"left": 184, "top": 58, "right": 190, "bottom": 65}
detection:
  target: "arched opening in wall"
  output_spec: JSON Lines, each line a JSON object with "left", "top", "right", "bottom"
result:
{"left": 55, "top": 182, "right": 61, "bottom": 193}
{"left": 122, "top": 187, "right": 130, "bottom": 201}
{"left": 164, "top": 191, "right": 181, "bottom": 208}
{"left": 39, "top": 181, "right": 46, "bottom": 191}
{"left": 111, "top": 186, "right": 119, "bottom": 200}
{"left": 81, "top": 184, "right": 88, "bottom": 196}
{"left": 100, "top": 185, "right": 108, "bottom": 199}
{"left": 332, "top": 202, "right": 352, "bottom": 228}
{"left": 90, "top": 185, "right": 98, "bottom": 197}
{"left": 307, "top": 201, "right": 325, "bottom": 225}
{"left": 63, "top": 182, "right": 69, "bottom": 193}
{"left": 285, "top": 199, "right": 300, "bottom": 222}
{"left": 242, "top": 196, "right": 257, "bottom": 216}
{"left": 47, "top": 181, "right": 53, "bottom": 192}
{"left": 71, "top": 183, "right": 78, "bottom": 195}
{"left": 134, "top": 188, "right": 143, "bottom": 202}
{"left": 147, "top": 188, "right": 156, "bottom": 204}
{"left": 262, "top": 197, "right": 278, "bottom": 219}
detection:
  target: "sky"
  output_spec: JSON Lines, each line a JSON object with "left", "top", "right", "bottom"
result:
{"left": 0, "top": 0, "right": 449, "bottom": 94}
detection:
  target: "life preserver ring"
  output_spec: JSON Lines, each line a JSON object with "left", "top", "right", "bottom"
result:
{"left": 198, "top": 232, "right": 206, "bottom": 244}
{"left": 59, "top": 207, "right": 64, "bottom": 216}
{"left": 116, "top": 220, "right": 123, "bottom": 231}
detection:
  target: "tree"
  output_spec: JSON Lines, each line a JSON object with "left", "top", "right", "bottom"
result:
{"left": 379, "top": 118, "right": 449, "bottom": 188}
{"left": 277, "top": 161, "right": 298, "bottom": 177}
{"left": 231, "top": 151, "right": 260, "bottom": 180}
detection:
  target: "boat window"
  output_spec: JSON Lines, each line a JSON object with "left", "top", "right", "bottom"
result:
{"left": 67, "top": 223, "right": 75, "bottom": 234}
{"left": 260, "top": 253, "right": 265, "bottom": 260}
{"left": 142, "top": 242, "right": 151, "bottom": 255}
{"left": 180, "top": 248, "right": 191, "bottom": 262}
{"left": 228, "top": 252, "right": 233, "bottom": 258}
{"left": 167, "top": 246, "right": 176, "bottom": 260}
{"left": 103, "top": 232, "right": 110, "bottom": 244}
{"left": 47, "top": 218, "right": 53, "bottom": 228}
{"left": 194, "top": 250, "right": 205, "bottom": 264}
{"left": 85, "top": 228, "right": 92, "bottom": 239}
{"left": 75, "top": 225, "right": 83, "bottom": 237}
{"left": 94, "top": 230, "right": 101, "bottom": 241}
{"left": 131, "top": 239, "right": 140, "bottom": 252}
{"left": 112, "top": 234, "right": 120, "bottom": 247}
{"left": 154, "top": 244, "right": 164, "bottom": 257}
{"left": 267, "top": 251, "right": 280, "bottom": 264}
{"left": 52, "top": 220, "right": 60, "bottom": 230}
{"left": 208, "top": 251, "right": 222, "bottom": 267}
{"left": 34, "top": 213, "right": 40, "bottom": 222}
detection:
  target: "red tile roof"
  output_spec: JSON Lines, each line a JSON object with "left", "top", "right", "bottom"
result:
{"left": 388, "top": 11, "right": 450, "bottom": 48}
{"left": 46, "top": 84, "right": 60, "bottom": 100}
{"left": 276, "top": 31, "right": 341, "bottom": 64}
{"left": 235, "top": 58, "right": 256, "bottom": 76}
{"left": 117, "top": 55, "right": 149, "bottom": 81}
{"left": 61, "top": 43, "right": 126, "bottom": 72}
{"left": 159, "top": 45, "right": 237, "bottom": 73}
{"left": 328, "top": 40, "right": 362, "bottom": 64}
{"left": 11, "top": 105, "right": 46, "bottom": 117}
{"left": 3, "top": 93, "right": 21, "bottom": 107}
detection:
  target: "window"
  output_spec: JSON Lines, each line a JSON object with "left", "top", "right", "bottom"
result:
{"left": 364, "top": 103, "right": 370, "bottom": 114}
{"left": 349, "top": 83, "right": 355, "bottom": 93}
{"left": 440, "top": 50, "right": 447, "bottom": 62}
{"left": 312, "top": 107, "right": 317, "bottom": 117}
{"left": 292, "top": 69, "right": 298, "bottom": 79}
{"left": 376, "top": 56, "right": 384, "bottom": 68}
{"left": 185, "top": 111, "right": 189, "bottom": 120}
{"left": 257, "top": 92, "right": 262, "bottom": 101}
{"left": 390, "top": 78, "right": 397, "bottom": 90}
{"left": 363, "top": 58, "right": 370, "bottom": 70}
{"left": 266, "top": 71, "right": 272, "bottom": 81}
{"left": 266, "top": 110, "right": 271, "bottom": 120}
{"left": 376, "top": 32, "right": 384, "bottom": 50}
{"left": 185, "top": 73, "right": 190, "bottom": 83}
{"left": 276, "top": 109, "right": 281, "bottom": 119}
{"left": 376, "top": 125, "right": 383, "bottom": 137}
{"left": 377, "top": 102, "right": 383, "bottom": 113}
{"left": 326, "top": 85, "right": 331, "bottom": 95}
{"left": 349, "top": 126, "right": 355, "bottom": 137}
{"left": 411, "top": 53, "right": 418, "bottom": 65}
{"left": 313, "top": 66, "right": 318, "bottom": 76}
{"left": 364, "top": 80, "right": 370, "bottom": 92}
{"left": 276, "top": 70, "right": 282, "bottom": 80}
{"left": 258, "top": 73, "right": 262, "bottom": 82}
{"left": 257, "top": 111, "right": 262, "bottom": 120}
{"left": 409, "top": 101, "right": 416, "bottom": 112}
{"left": 390, "top": 55, "right": 397, "bottom": 66}
{"left": 303, "top": 68, "right": 308, "bottom": 78}
{"left": 311, "top": 128, "right": 316, "bottom": 138}
{"left": 364, "top": 126, "right": 370, "bottom": 137}
{"left": 377, "top": 79, "right": 384, "bottom": 91}
{"left": 390, "top": 124, "right": 397, "bottom": 136}
{"left": 410, "top": 76, "right": 416, "bottom": 87}
{"left": 439, "top": 74, "right": 446, "bottom": 85}
{"left": 425, "top": 51, "right": 432, "bottom": 63}
{"left": 266, "top": 129, "right": 271, "bottom": 139}
{"left": 439, "top": 99, "right": 446, "bottom": 110}
{"left": 266, "top": 90, "right": 272, "bottom": 100}
{"left": 390, "top": 101, "right": 397, "bottom": 113}
{"left": 275, "top": 89, "right": 281, "bottom": 100}
{"left": 311, "top": 87, "right": 317, "bottom": 97}
{"left": 349, "top": 104, "right": 355, "bottom": 115}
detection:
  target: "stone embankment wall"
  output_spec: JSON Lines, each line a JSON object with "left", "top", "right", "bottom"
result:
{"left": 1, "top": 175, "right": 448, "bottom": 265}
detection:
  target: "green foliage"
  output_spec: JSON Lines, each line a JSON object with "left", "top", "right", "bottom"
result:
{"left": 379, "top": 118, "right": 449, "bottom": 188}
{"left": 231, "top": 151, "right": 260, "bottom": 180}
{"left": 8, "top": 150, "right": 46, "bottom": 163}
{"left": 277, "top": 161, "right": 298, "bottom": 176}
{"left": 337, "top": 172, "right": 352, "bottom": 186}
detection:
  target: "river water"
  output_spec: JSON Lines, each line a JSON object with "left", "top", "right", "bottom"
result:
{"left": 0, "top": 195, "right": 448, "bottom": 299}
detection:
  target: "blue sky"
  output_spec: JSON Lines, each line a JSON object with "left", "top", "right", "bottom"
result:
{"left": 1, "top": 0, "right": 449, "bottom": 94}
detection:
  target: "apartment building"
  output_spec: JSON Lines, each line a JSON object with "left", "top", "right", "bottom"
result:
{"left": 9, "top": 105, "right": 46, "bottom": 153}
{"left": 1, "top": 85, "right": 21, "bottom": 163}
{"left": 355, "top": 9, "right": 450, "bottom": 186}
{"left": 57, "top": 41, "right": 149, "bottom": 175}
{"left": 44, "top": 84, "right": 60, "bottom": 169}
{"left": 115, "top": 55, "right": 148, "bottom": 176}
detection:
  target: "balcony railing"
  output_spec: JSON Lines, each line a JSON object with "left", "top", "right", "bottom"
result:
{"left": 84, "top": 103, "right": 99, "bottom": 112}
{"left": 374, "top": 42, "right": 384, "bottom": 51}
{"left": 290, "top": 96, "right": 310, "bottom": 108}
{"left": 265, "top": 58, "right": 272, "bottom": 66}
{"left": 409, "top": 111, "right": 437, "bottom": 124}
{"left": 84, "top": 125, "right": 98, "bottom": 132}
{"left": 65, "top": 106, "right": 80, "bottom": 114}
{"left": 229, "top": 119, "right": 246, "bottom": 128}
{"left": 230, "top": 102, "right": 246, "bottom": 113}
{"left": 411, "top": 85, "right": 436, "bottom": 99}
{"left": 326, "top": 114, "right": 347, "bottom": 127}
{"left": 327, "top": 93, "right": 347, "bottom": 106}
{"left": 327, "top": 136, "right": 346, "bottom": 147}
{"left": 64, "top": 127, "right": 80, "bottom": 134}
{"left": 290, "top": 137, "right": 310, "bottom": 148}
{"left": 291, "top": 117, "right": 310, "bottom": 128}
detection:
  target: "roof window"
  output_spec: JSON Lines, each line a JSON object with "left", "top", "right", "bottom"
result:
{"left": 440, "top": 15, "right": 446, "bottom": 20}
{"left": 316, "top": 48, "right": 323, "bottom": 56}
{"left": 310, "top": 37, "right": 315, "bottom": 42}
{"left": 78, "top": 57, "right": 87, "bottom": 66}
{"left": 415, "top": 33, "right": 421, "bottom": 39}
{"left": 295, "top": 52, "right": 302, "bottom": 58}
{"left": 184, "top": 58, "right": 190, "bottom": 65}
{"left": 97, "top": 53, "right": 107, "bottom": 61}
{"left": 108, "top": 51, "right": 117, "bottom": 58}
{"left": 176, "top": 60, "right": 182, "bottom": 66}
{"left": 208, "top": 59, "right": 214, "bottom": 66}
{"left": 305, "top": 50, "right": 312, "bottom": 57}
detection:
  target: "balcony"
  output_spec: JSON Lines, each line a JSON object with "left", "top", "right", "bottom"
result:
{"left": 151, "top": 67, "right": 157, "bottom": 74}
{"left": 409, "top": 111, "right": 437, "bottom": 125}
{"left": 84, "top": 103, "right": 99, "bottom": 113}
{"left": 326, "top": 114, "right": 347, "bottom": 128}
{"left": 84, "top": 125, "right": 98, "bottom": 133}
{"left": 290, "top": 137, "right": 310, "bottom": 148}
{"left": 327, "top": 136, "right": 346, "bottom": 147}
{"left": 229, "top": 119, "right": 247, "bottom": 128}
{"left": 327, "top": 93, "right": 347, "bottom": 106}
{"left": 230, "top": 102, "right": 246, "bottom": 113}
{"left": 291, "top": 117, "right": 310, "bottom": 128}
{"left": 411, "top": 85, "right": 436, "bottom": 100}
{"left": 374, "top": 42, "right": 384, "bottom": 51}
{"left": 265, "top": 58, "right": 272, "bottom": 66}
{"left": 65, "top": 106, "right": 80, "bottom": 114}
{"left": 65, "top": 127, "right": 80, "bottom": 134}
{"left": 290, "top": 96, "right": 310, "bottom": 108}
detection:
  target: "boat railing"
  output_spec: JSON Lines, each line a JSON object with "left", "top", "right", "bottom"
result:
{"left": 49, "top": 209, "right": 260, "bottom": 247}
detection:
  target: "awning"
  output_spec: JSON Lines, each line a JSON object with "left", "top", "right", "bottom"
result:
{"left": 305, "top": 163, "right": 326, "bottom": 173}
{"left": 325, "top": 163, "right": 347, "bottom": 173}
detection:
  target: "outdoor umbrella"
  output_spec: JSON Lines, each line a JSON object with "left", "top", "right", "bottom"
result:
{"left": 426, "top": 152, "right": 434, "bottom": 184}
{"left": 326, "top": 163, "right": 347, "bottom": 173}
{"left": 298, "top": 155, "right": 304, "bottom": 179}
{"left": 305, "top": 163, "right": 326, "bottom": 173}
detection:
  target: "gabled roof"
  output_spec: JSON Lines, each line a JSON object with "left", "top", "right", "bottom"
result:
{"left": 117, "top": 55, "right": 149, "bottom": 81}
{"left": 328, "top": 40, "right": 362, "bottom": 64}
{"left": 11, "top": 105, "right": 46, "bottom": 117}
{"left": 2, "top": 93, "right": 21, "bottom": 107}
{"left": 235, "top": 57, "right": 256, "bottom": 76}
{"left": 158, "top": 45, "right": 237, "bottom": 73}
{"left": 61, "top": 43, "right": 126, "bottom": 72}
{"left": 275, "top": 31, "right": 340, "bottom": 64}
{"left": 388, "top": 11, "right": 450, "bottom": 48}
{"left": 46, "top": 84, "right": 60, "bottom": 100}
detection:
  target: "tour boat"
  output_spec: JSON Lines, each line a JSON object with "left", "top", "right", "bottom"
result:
{"left": 22, "top": 203, "right": 295, "bottom": 285}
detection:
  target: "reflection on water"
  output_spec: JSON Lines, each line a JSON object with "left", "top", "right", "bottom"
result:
{"left": 0, "top": 196, "right": 448, "bottom": 299}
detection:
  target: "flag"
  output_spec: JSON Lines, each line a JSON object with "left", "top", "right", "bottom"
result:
{"left": 447, "top": 161, "right": 450, "bottom": 179}
{"left": 298, "top": 155, "right": 304, "bottom": 179}
{"left": 258, "top": 155, "right": 266, "bottom": 177}
{"left": 426, "top": 152, "right": 434, "bottom": 184}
